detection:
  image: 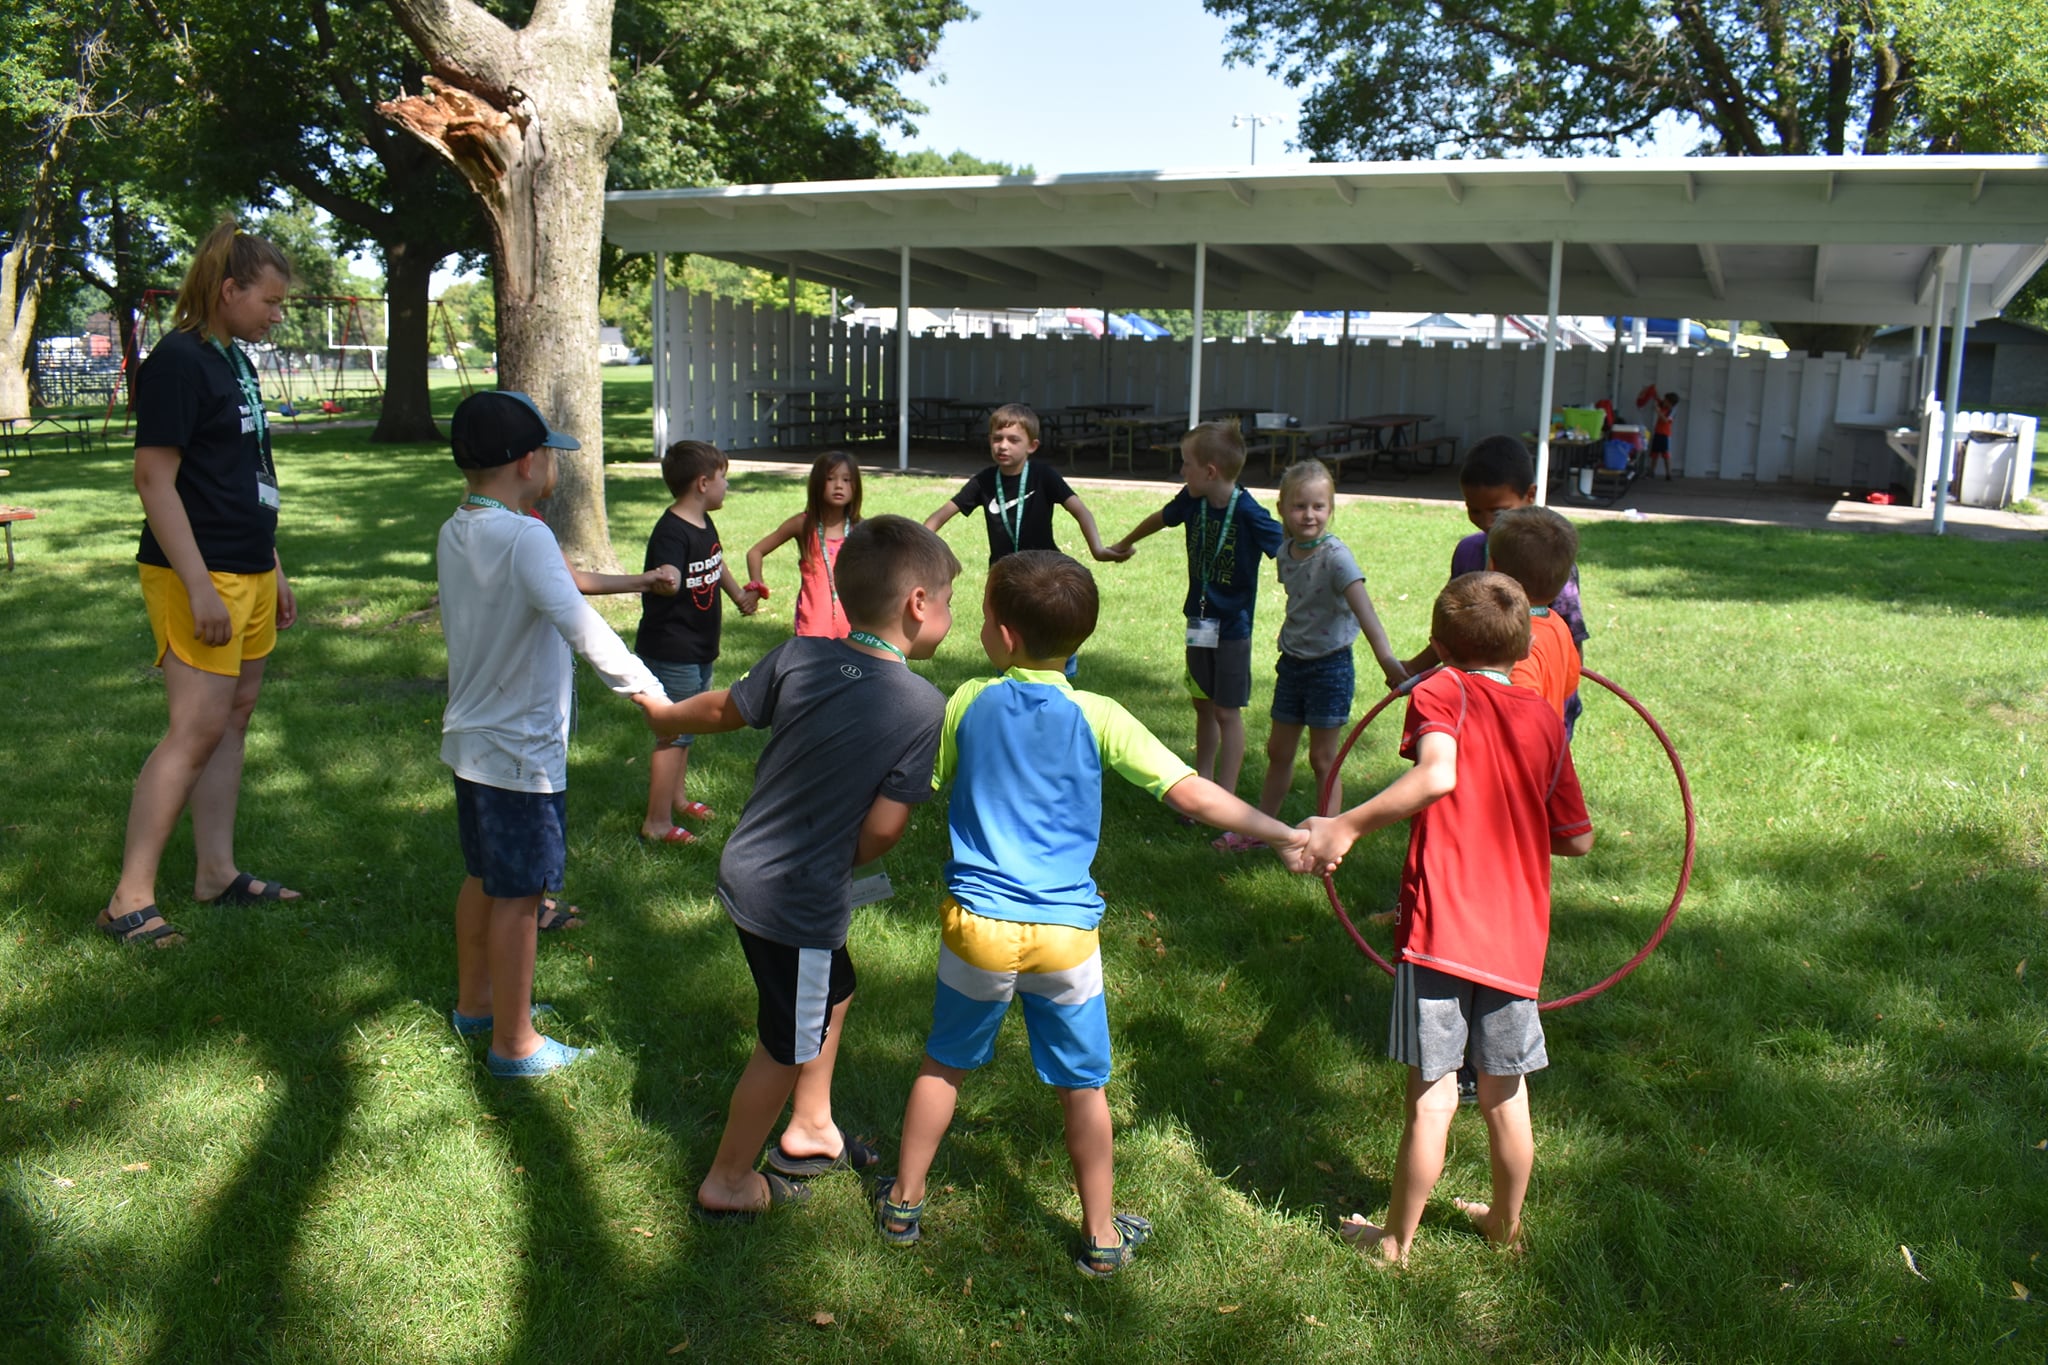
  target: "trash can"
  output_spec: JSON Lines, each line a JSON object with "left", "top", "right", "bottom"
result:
{"left": 1958, "top": 428, "right": 2020, "bottom": 508}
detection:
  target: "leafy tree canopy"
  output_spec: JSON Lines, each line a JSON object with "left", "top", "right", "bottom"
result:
{"left": 1204, "top": 0, "right": 2048, "bottom": 161}
{"left": 889, "top": 147, "right": 1033, "bottom": 177}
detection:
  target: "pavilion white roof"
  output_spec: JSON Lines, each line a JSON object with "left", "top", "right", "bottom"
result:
{"left": 606, "top": 155, "right": 2048, "bottom": 326}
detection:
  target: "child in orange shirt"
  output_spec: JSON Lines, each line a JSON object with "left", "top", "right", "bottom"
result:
{"left": 1484, "top": 507, "right": 1581, "bottom": 722}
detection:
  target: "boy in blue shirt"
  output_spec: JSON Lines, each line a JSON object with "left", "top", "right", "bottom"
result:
{"left": 872, "top": 551, "right": 1307, "bottom": 1275}
{"left": 1107, "top": 421, "right": 1285, "bottom": 799}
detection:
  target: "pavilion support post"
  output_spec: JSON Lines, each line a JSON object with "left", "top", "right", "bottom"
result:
{"left": 1934, "top": 244, "right": 1975, "bottom": 535}
{"left": 1534, "top": 239, "right": 1563, "bottom": 507}
{"left": 1188, "top": 242, "right": 1207, "bottom": 429}
{"left": 1728, "top": 320, "right": 1744, "bottom": 356}
{"left": 786, "top": 263, "right": 799, "bottom": 384}
{"left": 651, "top": 252, "right": 668, "bottom": 454}
{"left": 1924, "top": 268, "right": 1946, "bottom": 408}
{"left": 898, "top": 244, "right": 911, "bottom": 472}
{"left": 1340, "top": 307, "right": 1353, "bottom": 414}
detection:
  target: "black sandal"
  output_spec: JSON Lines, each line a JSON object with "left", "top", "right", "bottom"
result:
{"left": 100, "top": 906, "right": 184, "bottom": 947}
{"left": 204, "top": 872, "right": 299, "bottom": 906}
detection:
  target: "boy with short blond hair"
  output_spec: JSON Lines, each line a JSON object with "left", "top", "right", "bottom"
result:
{"left": 1485, "top": 505, "right": 1582, "bottom": 722}
{"left": 925, "top": 403, "right": 1128, "bottom": 567}
{"left": 647, "top": 514, "right": 961, "bottom": 1220}
{"left": 1107, "top": 421, "right": 1284, "bottom": 798}
{"left": 438, "top": 390, "right": 669, "bottom": 1078}
{"left": 1304, "top": 571, "right": 1593, "bottom": 1264}
{"left": 874, "top": 550, "right": 1308, "bottom": 1275}
{"left": 634, "top": 439, "right": 758, "bottom": 845}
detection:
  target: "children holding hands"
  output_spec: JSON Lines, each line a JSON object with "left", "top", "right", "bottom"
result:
{"left": 874, "top": 551, "right": 1311, "bottom": 1275}
{"left": 745, "top": 450, "right": 862, "bottom": 638}
{"left": 436, "top": 391, "right": 673, "bottom": 1078}
{"left": 1221, "top": 459, "right": 1405, "bottom": 849}
{"left": 925, "top": 404, "right": 1129, "bottom": 567}
{"left": 1304, "top": 572, "right": 1594, "bottom": 1265}
{"left": 1107, "top": 421, "right": 1284, "bottom": 800}
{"left": 633, "top": 440, "right": 759, "bottom": 846}
{"left": 643, "top": 515, "right": 961, "bottom": 1220}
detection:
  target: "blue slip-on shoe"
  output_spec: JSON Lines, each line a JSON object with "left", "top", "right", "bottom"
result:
{"left": 486, "top": 1037, "right": 586, "bottom": 1079}
{"left": 452, "top": 1002, "right": 557, "bottom": 1038}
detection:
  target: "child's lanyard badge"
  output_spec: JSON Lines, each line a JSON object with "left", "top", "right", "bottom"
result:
{"left": 1185, "top": 487, "right": 1241, "bottom": 650}
{"left": 848, "top": 630, "right": 905, "bottom": 664}
{"left": 993, "top": 464, "right": 1030, "bottom": 552}
{"left": 817, "top": 523, "right": 843, "bottom": 629}
{"left": 211, "top": 336, "right": 279, "bottom": 511}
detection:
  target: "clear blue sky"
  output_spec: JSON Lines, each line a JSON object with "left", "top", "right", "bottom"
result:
{"left": 878, "top": 0, "right": 1313, "bottom": 173}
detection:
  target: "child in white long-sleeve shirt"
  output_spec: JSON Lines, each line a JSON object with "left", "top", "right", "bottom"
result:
{"left": 437, "top": 390, "right": 668, "bottom": 1079}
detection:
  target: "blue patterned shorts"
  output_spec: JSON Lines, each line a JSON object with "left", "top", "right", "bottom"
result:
{"left": 453, "top": 775, "right": 567, "bottom": 899}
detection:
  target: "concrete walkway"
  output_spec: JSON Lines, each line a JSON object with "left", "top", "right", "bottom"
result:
{"left": 708, "top": 440, "right": 2047, "bottom": 545}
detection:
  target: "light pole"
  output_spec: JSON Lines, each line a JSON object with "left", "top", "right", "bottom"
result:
{"left": 1230, "top": 112, "right": 1285, "bottom": 165}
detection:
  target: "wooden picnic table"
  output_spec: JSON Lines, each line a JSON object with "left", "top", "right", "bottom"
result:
{"left": 1334, "top": 413, "right": 1444, "bottom": 478}
{"left": 1072, "top": 401, "right": 1151, "bottom": 417}
{"left": 1097, "top": 414, "right": 1181, "bottom": 470}
{"left": 0, "top": 504, "right": 37, "bottom": 571}
{"left": 1257, "top": 422, "right": 1355, "bottom": 475}
{"left": 0, "top": 413, "right": 99, "bottom": 458}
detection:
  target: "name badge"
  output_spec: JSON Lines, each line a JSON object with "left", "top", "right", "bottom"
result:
{"left": 1185, "top": 617, "right": 1220, "bottom": 649}
{"left": 257, "top": 479, "right": 281, "bottom": 510}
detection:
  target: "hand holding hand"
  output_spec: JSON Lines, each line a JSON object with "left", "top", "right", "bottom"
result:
{"left": 1379, "top": 658, "right": 1408, "bottom": 689}
{"left": 1300, "top": 816, "right": 1355, "bottom": 876}
{"left": 1092, "top": 543, "right": 1134, "bottom": 564}
{"left": 1272, "top": 827, "right": 1316, "bottom": 875}
{"left": 737, "top": 587, "right": 761, "bottom": 616}
{"left": 647, "top": 564, "right": 681, "bottom": 596}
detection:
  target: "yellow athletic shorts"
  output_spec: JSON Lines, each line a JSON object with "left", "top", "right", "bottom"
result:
{"left": 140, "top": 563, "right": 277, "bottom": 676}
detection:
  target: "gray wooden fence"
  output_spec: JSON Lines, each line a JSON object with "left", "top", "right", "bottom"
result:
{"left": 658, "top": 286, "right": 2016, "bottom": 493}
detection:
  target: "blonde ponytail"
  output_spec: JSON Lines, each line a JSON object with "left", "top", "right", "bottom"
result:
{"left": 172, "top": 220, "right": 293, "bottom": 337}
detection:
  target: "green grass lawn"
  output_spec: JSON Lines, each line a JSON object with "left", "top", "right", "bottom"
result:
{"left": 2, "top": 377, "right": 2046, "bottom": 1362}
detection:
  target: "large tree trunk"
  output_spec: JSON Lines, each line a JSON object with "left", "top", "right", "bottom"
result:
{"left": 378, "top": 0, "right": 621, "bottom": 570}
{"left": 0, "top": 125, "right": 78, "bottom": 419}
{"left": 372, "top": 237, "right": 443, "bottom": 443}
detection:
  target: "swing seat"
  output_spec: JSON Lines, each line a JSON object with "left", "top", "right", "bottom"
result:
{"left": 320, "top": 399, "right": 344, "bottom": 415}
{"left": 277, "top": 403, "right": 298, "bottom": 417}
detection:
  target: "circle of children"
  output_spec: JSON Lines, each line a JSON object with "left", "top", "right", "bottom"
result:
{"left": 434, "top": 388, "right": 1595, "bottom": 1276}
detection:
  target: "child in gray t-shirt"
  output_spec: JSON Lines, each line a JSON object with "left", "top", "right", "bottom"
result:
{"left": 1221, "top": 461, "right": 1406, "bottom": 850}
{"left": 645, "top": 515, "right": 961, "bottom": 1222}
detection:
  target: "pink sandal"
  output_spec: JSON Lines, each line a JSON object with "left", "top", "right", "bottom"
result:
{"left": 1211, "top": 831, "right": 1267, "bottom": 853}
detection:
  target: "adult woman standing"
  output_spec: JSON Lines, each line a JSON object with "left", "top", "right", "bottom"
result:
{"left": 98, "top": 222, "right": 300, "bottom": 946}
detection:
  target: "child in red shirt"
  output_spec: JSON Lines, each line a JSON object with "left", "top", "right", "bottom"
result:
{"left": 1486, "top": 506, "right": 1582, "bottom": 723}
{"left": 1303, "top": 572, "right": 1593, "bottom": 1263}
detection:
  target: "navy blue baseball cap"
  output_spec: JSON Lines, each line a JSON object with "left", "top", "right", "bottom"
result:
{"left": 450, "top": 389, "right": 581, "bottom": 469}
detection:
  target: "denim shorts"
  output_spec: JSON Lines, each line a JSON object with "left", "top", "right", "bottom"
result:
{"left": 1270, "top": 648, "right": 1355, "bottom": 730}
{"left": 644, "top": 657, "right": 713, "bottom": 748}
{"left": 453, "top": 775, "right": 567, "bottom": 900}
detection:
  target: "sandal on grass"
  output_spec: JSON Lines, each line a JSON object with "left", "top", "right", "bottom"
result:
{"left": 637, "top": 825, "right": 697, "bottom": 847}
{"left": 1076, "top": 1213, "right": 1152, "bottom": 1278}
{"left": 485, "top": 1036, "right": 586, "bottom": 1079}
{"left": 1210, "top": 831, "right": 1266, "bottom": 853}
{"left": 765, "top": 1124, "right": 880, "bottom": 1177}
{"left": 873, "top": 1176, "right": 923, "bottom": 1245}
{"left": 99, "top": 906, "right": 184, "bottom": 948}
{"left": 204, "top": 871, "right": 301, "bottom": 906}
{"left": 693, "top": 1171, "right": 811, "bottom": 1225}
{"left": 536, "top": 902, "right": 582, "bottom": 933}
{"left": 676, "top": 800, "right": 716, "bottom": 822}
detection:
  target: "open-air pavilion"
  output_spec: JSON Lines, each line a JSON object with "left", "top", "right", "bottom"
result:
{"left": 606, "top": 155, "right": 2048, "bottom": 529}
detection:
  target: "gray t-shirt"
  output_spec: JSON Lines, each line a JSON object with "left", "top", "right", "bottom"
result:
{"left": 1275, "top": 536, "right": 1366, "bottom": 659}
{"left": 716, "top": 637, "right": 944, "bottom": 949}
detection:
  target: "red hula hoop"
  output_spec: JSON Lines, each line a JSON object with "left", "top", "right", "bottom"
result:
{"left": 1319, "top": 667, "right": 1697, "bottom": 1012}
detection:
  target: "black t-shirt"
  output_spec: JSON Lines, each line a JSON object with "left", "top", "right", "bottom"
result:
{"left": 949, "top": 461, "right": 1075, "bottom": 563}
{"left": 133, "top": 329, "right": 280, "bottom": 573}
{"left": 716, "top": 638, "right": 944, "bottom": 948}
{"left": 635, "top": 509, "right": 723, "bottom": 664}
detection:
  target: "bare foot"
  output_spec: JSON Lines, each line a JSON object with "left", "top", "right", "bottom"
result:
{"left": 1365, "top": 909, "right": 1398, "bottom": 928}
{"left": 1337, "top": 1213, "right": 1404, "bottom": 1265}
{"left": 696, "top": 1170, "right": 773, "bottom": 1215}
{"left": 1452, "top": 1197, "right": 1524, "bottom": 1254}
